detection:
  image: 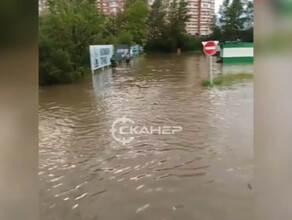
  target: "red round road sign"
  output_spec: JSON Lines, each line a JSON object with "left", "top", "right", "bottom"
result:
{"left": 203, "top": 41, "right": 217, "bottom": 56}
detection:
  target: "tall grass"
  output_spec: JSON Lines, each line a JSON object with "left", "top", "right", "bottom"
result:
{"left": 201, "top": 73, "right": 253, "bottom": 87}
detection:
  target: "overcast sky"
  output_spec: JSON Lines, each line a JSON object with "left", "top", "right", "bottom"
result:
{"left": 215, "top": 0, "right": 223, "bottom": 13}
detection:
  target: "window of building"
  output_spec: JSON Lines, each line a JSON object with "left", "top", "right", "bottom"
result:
{"left": 201, "top": 3, "right": 210, "bottom": 8}
{"left": 109, "top": 2, "right": 118, "bottom": 7}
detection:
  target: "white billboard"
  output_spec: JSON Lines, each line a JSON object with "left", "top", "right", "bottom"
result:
{"left": 89, "top": 45, "right": 114, "bottom": 73}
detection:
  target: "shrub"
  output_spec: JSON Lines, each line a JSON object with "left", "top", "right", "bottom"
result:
{"left": 145, "top": 35, "right": 202, "bottom": 53}
{"left": 39, "top": 37, "right": 76, "bottom": 85}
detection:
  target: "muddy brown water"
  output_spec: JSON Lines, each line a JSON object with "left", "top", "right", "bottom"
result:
{"left": 39, "top": 54, "right": 253, "bottom": 220}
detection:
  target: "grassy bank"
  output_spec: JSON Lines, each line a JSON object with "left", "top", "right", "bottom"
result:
{"left": 201, "top": 73, "right": 253, "bottom": 87}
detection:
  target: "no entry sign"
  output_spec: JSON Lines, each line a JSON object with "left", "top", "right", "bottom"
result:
{"left": 202, "top": 41, "right": 219, "bottom": 85}
{"left": 203, "top": 41, "right": 217, "bottom": 56}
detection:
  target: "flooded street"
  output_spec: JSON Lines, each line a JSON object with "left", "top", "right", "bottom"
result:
{"left": 39, "top": 54, "right": 253, "bottom": 220}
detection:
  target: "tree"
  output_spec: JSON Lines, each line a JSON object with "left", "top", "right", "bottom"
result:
{"left": 177, "top": 0, "right": 190, "bottom": 34}
{"left": 215, "top": 0, "right": 252, "bottom": 41}
{"left": 145, "top": 0, "right": 198, "bottom": 52}
{"left": 102, "top": 12, "right": 127, "bottom": 37}
{"left": 219, "top": 0, "right": 245, "bottom": 39}
{"left": 39, "top": 0, "right": 104, "bottom": 85}
{"left": 147, "top": 0, "right": 166, "bottom": 40}
{"left": 167, "top": 0, "right": 190, "bottom": 48}
{"left": 209, "top": 15, "right": 222, "bottom": 40}
{"left": 125, "top": 0, "right": 147, "bottom": 9}
{"left": 39, "top": 0, "right": 200, "bottom": 85}
{"left": 244, "top": 0, "right": 253, "bottom": 29}
{"left": 124, "top": 0, "right": 148, "bottom": 44}
{"left": 116, "top": 30, "right": 133, "bottom": 44}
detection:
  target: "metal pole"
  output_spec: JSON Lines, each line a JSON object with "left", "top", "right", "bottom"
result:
{"left": 210, "top": 55, "right": 213, "bottom": 85}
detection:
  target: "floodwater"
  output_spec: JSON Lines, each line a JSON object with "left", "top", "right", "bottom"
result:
{"left": 39, "top": 54, "right": 253, "bottom": 220}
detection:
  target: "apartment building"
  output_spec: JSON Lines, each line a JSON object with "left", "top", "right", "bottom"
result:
{"left": 186, "top": 0, "right": 215, "bottom": 36}
{"left": 39, "top": 0, "right": 125, "bottom": 15}
{"left": 97, "top": 0, "right": 126, "bottom": 14}
{"left": 147, "top": 0, "right": 215, "bottom": 36}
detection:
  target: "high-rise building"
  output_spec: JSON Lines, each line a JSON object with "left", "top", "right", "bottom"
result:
{"left": 97, "top": 0, "right": 126, "bottom": 14}
{"left": 147, "top": 0, "right": 215, "bottom": 37}
{"left": 186, "top": 0, "right": 215, "bottom": 36}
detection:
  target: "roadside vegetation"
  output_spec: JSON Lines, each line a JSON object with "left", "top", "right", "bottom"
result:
{"left": 201, "top": 73, "right": 253, "bottom": 87}
{"left": 209, "top": 0, "right": 254, "bottom": 42}
{"left": 39, "top": 0, "right": 253, "bottom": 86}
{"left": 39, "top": 0, "right": 200, "bottom": 85}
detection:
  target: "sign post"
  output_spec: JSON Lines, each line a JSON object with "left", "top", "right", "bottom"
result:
{"left": 202, "top": 41, "right": 218, "bottom": 85}
{"left": 210, "top": 55, "right": 213, "bottom": 84}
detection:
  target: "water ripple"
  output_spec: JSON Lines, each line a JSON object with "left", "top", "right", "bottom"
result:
{"left": 40, "top": 54, "right": 253, "bottom": 220}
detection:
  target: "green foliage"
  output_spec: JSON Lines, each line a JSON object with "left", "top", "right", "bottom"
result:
{"left": 167, "top": 0, "right": 190, "bottom": 38}
{"left": 102, "top": 13, "right": 127, "bottom": 37}
{"left": 101, "top": 0, "right": 148, "bottom": 45}
{"left": 39, "top": 0, "right": 103, "bottom": 85}
{"left": 145, "top": 35, "right": 202, "bottom": 53}
{"left": 220, "top": 0, "right": 245, "bottom": 38}
{"left": 211, "top": 0, "right": 253, "bottom": 41}
{"left": 124, "top": 0, "right": 148, "bottom": 44}
{"left": 145, "top": 38, "right": 176, "bottom": 53}
{"left": 244, "top": 1, "right": 254, "bottom": 29}
{"left": 146, "top": 0, "right": 198, "bottom": 52}
{"left": 181, "top": 35, "right": 202, "bottom": 51}
{"left": 116, "top": 30, "right": 133, "bottom": 45}
{"left": 201, "top": 73, "right": 253, "bottom": 87}
{"left": 39, "top": 36, "right": 76, "bottom": 85}
{"left": 209, "top": 16, "right": 223, "bottom": 40}
{"left": 147, "top": 0, "right": 166, "bottom": 40}
{"left": 125, "top": 0, "right": 147, "bottom": 9}
{"left": 39, "top": 0, "right": 198, "bottom": 85}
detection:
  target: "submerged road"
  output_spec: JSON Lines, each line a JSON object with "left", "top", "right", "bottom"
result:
{"left": 39, "top": 54, "right": 253, "bottom": 220}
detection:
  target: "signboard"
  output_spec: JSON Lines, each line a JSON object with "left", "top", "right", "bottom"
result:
{"left": 116, "top": 45, "right": 130, "bottom": 62}
{"left": 202, "top": 41, "right": 219, "bottom": 85}
{"left": 130, "top": 45, "right": 140, "bottom": 57}
{"left": 203, "top": 41, "right": 217, "bottom": 56}
{"left": 139, "top": 45, "right": 144, "bottom": 54}
{"left": 89, "top": 45, "right": 114, "bottom": 73}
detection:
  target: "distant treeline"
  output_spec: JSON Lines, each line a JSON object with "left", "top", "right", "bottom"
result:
{"left": 209, "top": 0, "right": 254, "bottom": 42}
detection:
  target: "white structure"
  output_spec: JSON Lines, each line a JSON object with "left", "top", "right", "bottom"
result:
{"left": 89, "top": 45, "right": 114, "bottom": 73}
{"left": 186, "top": 0, "right": 215, "bottom": 36}
{"left": 97, "top": 0, "right": 125, "bottom": 14}
{"left": 219, "top": 42, "right": 254, "bottom": 63}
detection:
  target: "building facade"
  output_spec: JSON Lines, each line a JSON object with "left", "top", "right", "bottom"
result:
{"left": 186, "top": 0, "right": 215, "bottom": 36}
{"left": 97, "top": 0, "right": 126, "bottom": 14}
{"left": 147, "top": 0, "right": 215, "bottom": 37}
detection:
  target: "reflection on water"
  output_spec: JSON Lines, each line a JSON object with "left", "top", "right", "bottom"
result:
{"left": 40, "top": 54, "right": 253, "bottom": 220}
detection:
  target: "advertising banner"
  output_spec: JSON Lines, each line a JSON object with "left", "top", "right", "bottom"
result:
{"left": 130, "top": 45, "right": 140, "bottom": 57}
{"left": 89, "top": 45, "right": 114, "bottom": 73}
{"left": 116, "top": 45, "right": 130, "bottom": 62}
{"left": 139, "top": 45, "right": 144, "bottom": 54}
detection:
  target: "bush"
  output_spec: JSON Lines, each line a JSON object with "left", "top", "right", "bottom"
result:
{"left": 181, "top": 35, "right": 202, "bottom": 51}
{"left": 116, "top": 30, "right": 133, "bottom": 45}
{"left": 39, "top": 37, "right": 76, "bottom": 85}
{"left": 145, "top": 35, "right": 202, "bottom": 53}
{"left": 39, "top": 0, "right": 104, "bottom": 85}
